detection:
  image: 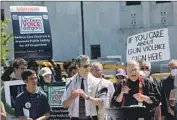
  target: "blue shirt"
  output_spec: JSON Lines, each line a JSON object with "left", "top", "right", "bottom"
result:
{"left": 15, "top": 87, "right": 50, "bottom": 119}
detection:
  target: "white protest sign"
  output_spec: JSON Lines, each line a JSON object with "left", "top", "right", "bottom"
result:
{"left": 126, "top": 28, "right": 170, "bottom": 62}
{"left": 4, "top": 80, "right": 25, "bottom": 108}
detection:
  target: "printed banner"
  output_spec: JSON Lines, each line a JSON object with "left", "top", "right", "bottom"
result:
{"left": 10, "top": 6, "right": 53, "bottom": 60}
{"left": 48, "top": 86, "right": 65, "bottom": 107}
{"left": 126, "top": 28, "right": 170, "bottom": 62}
{"left": 48, "top": 82, "right": 69, "bottom": 120}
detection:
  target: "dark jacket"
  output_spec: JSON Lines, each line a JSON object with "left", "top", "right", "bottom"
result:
{"left": 161, "top": 76, "right": 175, "bottom": 117}
{"left": 1, "top": 67, "right": 14, "bottom": 81}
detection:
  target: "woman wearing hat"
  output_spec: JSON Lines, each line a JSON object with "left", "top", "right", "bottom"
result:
{"left": 39, "top": 67, "right": 53, "bottom": 93}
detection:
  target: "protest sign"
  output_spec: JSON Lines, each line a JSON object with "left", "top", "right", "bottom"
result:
{"left": 48, "top": 82, "right": 69, "bottom": 120}
{"left": 126, "top": 28, "right": 170, "bottom": 62}
{"left": 10, "top": 6, "right": 53, "bottom": 60}
{"left": 4, "top": 80, "right": 26, "bottom": 108}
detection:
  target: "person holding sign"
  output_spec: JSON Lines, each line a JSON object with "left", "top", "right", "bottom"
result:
{"left": 63, "top": 55, "right": 108, "bottom": 120}
{"left": 1, "top": 58, "right": 27, "bottom": 119}
{"left": 1, "top": 58, "right": 27, "bottom": 81}
{"left": 113, "top": 60, "right": 160, "bottom": 120}
{"left": 15, "top": 69, "right": 50, "bottom": 120}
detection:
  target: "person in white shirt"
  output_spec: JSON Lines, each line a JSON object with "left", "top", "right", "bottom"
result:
{"left": 62, "top": 55, "right": 108, "bottom": 120}
{"left": 90, "top": 62, "right": 115, "bottom": 120}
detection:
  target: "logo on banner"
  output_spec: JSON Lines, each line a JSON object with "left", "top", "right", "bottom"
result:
{"left": 19, "top": 16, "right": 44, "bottom": 34}
{"left": 49, "top": 87, "right": 65, "bottom": 107}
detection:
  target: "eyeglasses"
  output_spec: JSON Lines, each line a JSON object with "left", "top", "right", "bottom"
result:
{"left": 82, "top": 64, "right": 90, "bottom": 68}
{"left": 141, "top": 66, "right": 149, "bottom": 70}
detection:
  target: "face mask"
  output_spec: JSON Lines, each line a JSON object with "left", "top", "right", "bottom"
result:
{"left": 171, "top": 69, "right": 177, "bottom": 77}
{"left": 143, "top": 71, "right": 150, "bottom": 77}
{"left": 140, "top": 70, "right": 145, "bottom": 77}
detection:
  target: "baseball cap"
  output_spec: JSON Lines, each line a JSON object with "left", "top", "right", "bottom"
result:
{"left": 40, "top": 67, "right": 52, "bottom": 76}
{"left": 116, "top": 69, "right": 126, "bottom": 77}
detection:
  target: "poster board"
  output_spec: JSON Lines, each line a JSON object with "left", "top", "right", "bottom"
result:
{"left": 4, "top": 80, "right": 26, "bottom": 108}
{"left": 48, "top": 82, "right": 69, "bottom": 120}
{"left": 126, "top": 28, "right": 170, "bottom": 62}
{"left": 10, "top": 6, "right": 53, "bottom": 60}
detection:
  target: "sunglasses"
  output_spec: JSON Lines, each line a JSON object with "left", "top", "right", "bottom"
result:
{"left": 141, "top": 66, "right": 149, "bottom": 70}
{"left": 82, "top": 64, "right": 90, "bottom": 68}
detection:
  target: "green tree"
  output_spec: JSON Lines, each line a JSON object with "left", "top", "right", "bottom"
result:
{"left": 1, "top": 19, "right": 13, "bottom": 65}
{"left": 1, "top": 19, "right": 15, "bottom": 116}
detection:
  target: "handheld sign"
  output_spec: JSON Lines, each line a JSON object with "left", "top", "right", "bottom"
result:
{"left": 4, "top": 80, "right": 26, "bottom": 108}
{"left": 126, "top": 28, "right": 170, "bottom": 62}
{"left": 10, "top": 6, "right": 53, "bottom": 60}
{"left": 48, "top": 82, "right": 69, "bottom": 120}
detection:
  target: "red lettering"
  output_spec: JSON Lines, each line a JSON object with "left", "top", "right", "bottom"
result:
{"left": 23, "top": 21, "right": 41, "bottom": 27}
{"left": 16, "top": 7, "right": 40, "bottom": 12}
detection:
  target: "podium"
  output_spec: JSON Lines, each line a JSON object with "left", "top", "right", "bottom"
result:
{"left": 106, "top": 108, "right": 125, "bottom": 120}
{"left": 106, "top": 105, "right": 151, "bottom": 120}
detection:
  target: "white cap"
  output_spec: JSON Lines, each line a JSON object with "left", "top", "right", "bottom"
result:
{"left": 40, "top": 67, "right": 52, "bottom": 76}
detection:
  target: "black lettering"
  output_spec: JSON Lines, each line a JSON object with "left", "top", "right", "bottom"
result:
{"left": 143, "top": 33, "right": 148, "bottom": 40}
{"left": 128, "top": 48, "right": 141, "bottom": 55}
{"left": 160, "top": 30, "right": 164, "bottom": 37}
{"left": 137, "top": 40, "right": 154, "bottom": 47}
{"left": 148, "top": 30, "right": 164, "bottom": 39}
{"left": 132, "top": 54, "right": 147, "bottom": 61}
{"left": 143, "top": 44, "right": 165, "bottom": 52}
{"left": 149, "top": 32, "right": 154, "bottom": 39}
{"left": 148, "top": 52, "right": 163, "bottom": 61}
{"left": 135, "top": 35, "right": 139, "bottom": 42}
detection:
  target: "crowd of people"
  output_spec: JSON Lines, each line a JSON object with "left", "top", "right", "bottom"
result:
{"left": 1, "top": 55, "right": 177, "bottom": 120}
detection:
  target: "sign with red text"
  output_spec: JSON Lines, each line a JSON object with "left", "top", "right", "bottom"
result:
{"left": 126, "top": 28, "right": 170, "bottom": 62}
{"left": 10, "top": 6, "right": 53, "bottom": 60}
{"left": 48, "top": 82, "right": 69, "bottom": 120}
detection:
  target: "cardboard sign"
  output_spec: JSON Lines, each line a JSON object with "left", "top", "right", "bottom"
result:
{"left": 4, "top": 80, "right": 26, "bottom": 108}
{"left": 10, "top": 6, "right": 53, "bottom": 60}
{"left": 126, "top": 28, "right": 170, "bottom": 62}
{"left": 48, "top": 82, "right": 69, "bottom": 120}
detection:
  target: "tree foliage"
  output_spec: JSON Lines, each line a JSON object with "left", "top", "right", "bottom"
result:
{"left": 1, "top": 19, "right": 13, "bottom": 65}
